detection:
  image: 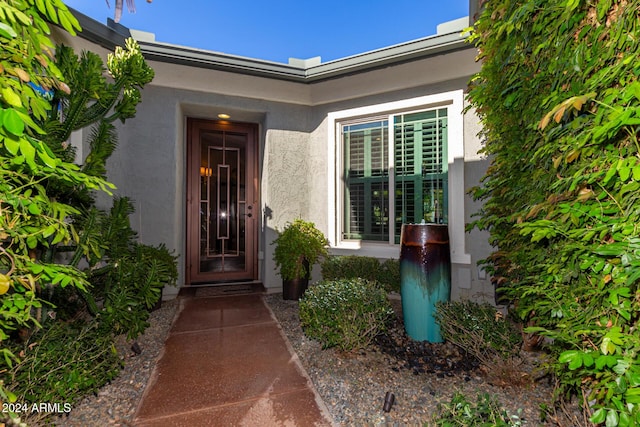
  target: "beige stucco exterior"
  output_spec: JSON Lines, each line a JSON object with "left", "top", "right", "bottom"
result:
{"left": 57, "top": 10, "right": 494, "bottom": 303}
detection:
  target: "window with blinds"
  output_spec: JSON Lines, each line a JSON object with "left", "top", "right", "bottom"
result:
{"left": 342, "top": 108, "right": 448, "bottom": 243}
{"left": 343, "top": 121, "right": 389, "bottom": 240}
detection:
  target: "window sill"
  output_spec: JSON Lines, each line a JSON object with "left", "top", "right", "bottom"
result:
{"left": 329, "top": 241, "right": 401, "bottom": 259}
{"left": 329, "top": 240, "right": 471, "bottom": 265}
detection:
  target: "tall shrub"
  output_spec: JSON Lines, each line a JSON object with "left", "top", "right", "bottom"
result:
{"left": 468, "top": 0, "right": 640, "bottom": 423}
{"left": 0, "top": 0, "right": 109, "bottom": 370}
{"left": 0, "top": 1, "right": 168, "bottom": 419}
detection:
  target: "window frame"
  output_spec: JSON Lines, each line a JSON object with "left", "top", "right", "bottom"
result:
{"left": 327, "top": 90, "right": 471, "bottom": 264}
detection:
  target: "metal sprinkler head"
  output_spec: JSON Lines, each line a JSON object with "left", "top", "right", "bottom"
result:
{"left": 383, "top": 391, "right": 395, "bottom": 412}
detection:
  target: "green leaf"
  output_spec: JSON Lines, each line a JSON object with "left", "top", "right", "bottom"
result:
{"left": 26, "top": 235, "right": 37, "bottom": 249}
{"left": 605, "top": 409, "right": 619, "bottom": 427}
{"left": 615, "top": 376, "right": 628, "bottom": 393}
{"left": 591, "top": 408, "right": 606, "bottom": 424}
{"left": 559, "top": 350, "right": 580, "bottom": 363}
{"left": 58, "top": 9, "right": 77, "bottom": 36}
{"left": 613, "top": 359, "right": 630, "bottom": 375}
{"left": 51, "top": 231, "right": 65, "bottom": 245}
{"left": 569, "top": 355, "right": 583, "bottom": 370}
{"left": 579, "top": 257, "right": 595, "bottom": 270}
{"left": 596, "top": 355, "right": 619, "bottom": 370}
{"left": 619, "top": 412, "right": 630, "bottom": 427}
{"left": 618, "top": 167, "right": 631, "bottom": 182}
{"left": 3, "top": 135, "right": 19, "bottom": 155}
{"left": 19, "top": 139, "right": 36, "bottom": 169}
{"left": 629, "top": 373, "right": 640, "bottom": 387}
{"left": 582, "top": 352, "right": 594, "bottom": 367}
{"left": 2, "top": 108, "right": 24, "bottom": 136}
{"left": 28, "top": 203, "right": 41, "bottom": 215}
{"left": 1, "top": 87, "right": 22, "bottom": 108}
{"left": 45, "top": 0, "right": 59, "bottom": 24}
{"left": 595, "top": 243, "right": 626, "bottom": 257}
{"left": 625, "top": 387, "right": 640, "bottom": 404}
{"left": 35, "top": 0, "right": 46, "bottom": 14}
{"left": 14, "top": 296, "right": 26, "bottom": 310}
{"left": 0, "top": 22, "right": 17, "bottom": 38}
{"left": 29, "top": 264, "right": 44, "bottom": 274}
{"left": 37, "top": 146, "right": 59, "bottom": 168}
{"left": 602, "top": 337, "right": 616, "bottom": 355}
{"left": 42, "top": 224, "right": 56, "bottom": 237}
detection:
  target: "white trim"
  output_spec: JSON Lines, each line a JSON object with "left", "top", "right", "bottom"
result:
{"left": 327, "top": 90, "right": 471, "bottom": 264}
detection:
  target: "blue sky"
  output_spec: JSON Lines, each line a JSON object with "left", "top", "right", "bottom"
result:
{"left": 64, "top": 1, "right": 470, "bottom": 64}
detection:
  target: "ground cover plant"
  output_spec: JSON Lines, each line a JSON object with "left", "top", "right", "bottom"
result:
{"left": 467, "top": 0, "right": 640, "bottom": 424}
{"left": 434, "top": 392, "right": 524, "bottom": 427}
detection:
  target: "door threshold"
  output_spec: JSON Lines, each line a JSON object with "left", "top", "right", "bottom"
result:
{"left": 188, "top": 280, "right": 263, "bottom": 287}
{"left": 179, "top": 281, "right": 264, "bottom": 298}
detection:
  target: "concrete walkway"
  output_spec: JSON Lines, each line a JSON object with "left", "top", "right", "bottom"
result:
{"left": 133, "top": 292, "right": 334, "bottom": 426}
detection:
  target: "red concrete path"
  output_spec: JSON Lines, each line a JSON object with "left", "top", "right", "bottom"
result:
{"left": 133, "top": 293, "right": 334, "bottom": 426}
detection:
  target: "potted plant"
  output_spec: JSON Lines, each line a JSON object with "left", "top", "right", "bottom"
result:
{"left": 272, "top": 219, "right": 329, "bottom": 300}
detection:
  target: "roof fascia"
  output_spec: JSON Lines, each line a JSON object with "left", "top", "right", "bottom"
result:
{"left": 70, "top": 8, "right": 473, "bottom": 84}
{"left": 305, "top": 33, "right": 470, "bottom": 82}
{"left": 73, "top": 9, "right": 128, "bottom": 50}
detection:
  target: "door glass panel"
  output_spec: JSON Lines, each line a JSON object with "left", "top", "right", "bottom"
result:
{"left": 199, "top": 130, "right": 246, "bottom": 273}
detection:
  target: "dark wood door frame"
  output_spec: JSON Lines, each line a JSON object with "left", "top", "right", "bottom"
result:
{"left": 186, "top": 118, "right": 259, "bottom": 285}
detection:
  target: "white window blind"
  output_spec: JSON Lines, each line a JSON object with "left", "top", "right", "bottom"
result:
{"left": 342, "top": 108, "right": 448, "bottom": 243}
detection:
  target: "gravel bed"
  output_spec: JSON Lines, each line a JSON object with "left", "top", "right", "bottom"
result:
{"left": 52, "top": 293, "right": 582, "bottom": 426}
{"left": 264, "top": 293, "right": 583, "bottom": 426}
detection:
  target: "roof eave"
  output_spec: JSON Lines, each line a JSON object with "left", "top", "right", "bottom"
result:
{"left": 139, "top": 42, "right": 309, "bottom": 82}
{"left": 305, "top": 33, "right": 471, "bottom": 82}
{"left": 70, "top": 8, "right": 473, "bottom": 84}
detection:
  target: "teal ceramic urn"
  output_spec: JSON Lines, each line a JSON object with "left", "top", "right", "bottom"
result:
{"left": 399, "top": 223, "right": 451, "bottom": 342}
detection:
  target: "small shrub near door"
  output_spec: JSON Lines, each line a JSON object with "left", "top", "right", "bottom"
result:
{"left": 299, "top": 278, "right": 393, "bottom": 351}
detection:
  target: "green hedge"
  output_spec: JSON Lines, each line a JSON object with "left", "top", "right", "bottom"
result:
{"left": 468, "top": 0, "right": 640, "bottom": 423}
{"left": 321, "top": 255, "right": 400, "bottom": 293}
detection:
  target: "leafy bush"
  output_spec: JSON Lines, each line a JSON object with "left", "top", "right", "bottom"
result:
{"left": 467, "top": 0, "right": 640, "bottom": 421}
{"left": 0, "top": 0, "right": 165, "bottom": 416}
{"left": 434, "top": 392, "right": 523, "bottom": 427}
{"left": 321, "top": 255, "right": 400, "bottom": 293}
{"left": 6, "top": 322, "right": 121, "bottom": 425}
{"left": 435, "top": 301, "right": 522, "bottom": 362}
{"left": 273, "top": 219, "right": 328, "bottom": 281}
{"left": 299, "top": 278, "right": 393, "bottom": 351}
{"left": 435, "top": 301, "right": 525, "bottom": 386}
{"left": 94, "top": 241, "right": 178, "bottom": 339}
{"left": 0, "top": 0, "right": 107, "bottom": 366}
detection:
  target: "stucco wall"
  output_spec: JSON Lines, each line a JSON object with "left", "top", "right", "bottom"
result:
{"left": 262, "top": 129, "right": 313, "bottom": 289}
{"left": 100, "top": 79, "right": 492, "bottom": 299}
{"left": 58, "top": 24, "right": 494, "bottom": 301}
{"left": 102, "top": 85, "right": 318, "bottom": 294}
{"left": 457, "top": 104, "right": 494, "bottom": 303}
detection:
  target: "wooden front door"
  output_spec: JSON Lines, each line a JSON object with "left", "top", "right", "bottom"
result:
{"left": 186, "top": 119, "right": 258, "bottom": 284}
